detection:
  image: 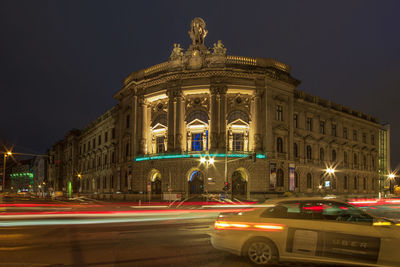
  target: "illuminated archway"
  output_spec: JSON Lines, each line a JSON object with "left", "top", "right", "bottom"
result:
{"left": 188, "top": 169, "right": 204, "bottom": 195}
{"left": 232, "top": 168, "right": 248, "bottom": 198}
{"left": 148, "top": 169, "right": 162, "bottom": 194}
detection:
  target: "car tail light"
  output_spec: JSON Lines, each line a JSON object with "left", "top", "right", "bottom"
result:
{"left": 214, "top": 220, "right": 284, "bottom": 231}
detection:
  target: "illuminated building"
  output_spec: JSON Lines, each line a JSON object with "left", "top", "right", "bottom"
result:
{"left": 48, "top": 18, "right": 388, "bottom": 200}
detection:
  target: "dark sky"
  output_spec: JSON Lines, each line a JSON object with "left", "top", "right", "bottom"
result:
{"left": 1, "top": 0, "right": 399, "bottom": 169}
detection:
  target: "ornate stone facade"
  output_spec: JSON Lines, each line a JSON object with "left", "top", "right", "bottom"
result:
{"left": 48, "top": 18, "right": 387, "bottom": 200}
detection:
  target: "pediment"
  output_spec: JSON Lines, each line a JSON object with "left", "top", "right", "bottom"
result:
{"left": 187, "top": 119, "right": 208, "bottom": 127}
{"left": 229, "top": 118, "right": 249, "bottom": 127}
{"left": 273, "top": 123, "right": 289, "bottom": 132}
{"left": 294, "top": 131, "right": 303, "bottom": 139}
{"left": 304, "top": 134, "right": 317, "bottom": 142}
{"left": 152, "top": 123, "right": 167, "bottom": 131}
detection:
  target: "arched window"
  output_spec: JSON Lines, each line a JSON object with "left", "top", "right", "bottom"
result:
{"left": 277, "top": 137, "right": 283, "bottom": 153}
{"left": 186, "top": 110, "right": 209, "bottom": 123}
{"left": 363, "top": 177, "right": 367, "bottom": 190}
{"left": 344, "top": 176, "right": 348, "bottom": 190}
{"left": 354, "top": 153, "right": 358, "bottom": 165}
{"left": 151, "top": 114, "right": 167, "bottom": 127}
{"left": 320, "top": 148, "right": 324, "bottom": 161}
{"left": 293, "top": 143, "right": 298, "bottom": 158}
{"left": 354, "top": 176, "right": 358, "bottom": 190}
{"left": 277, "top": 169, "right": 284, "bottom": 187}
{"left": 344, "top": 151, "right": 348, "bottom": 164}
{"left": 307, "top": 145, "right": 312, "bottom": 160}
{"left": 306, "top": 173, "right": 312, "bottom": 189}
{"left": 294, "top": 172, "right": 299, "bottom": 188}
{"left": 227, "top": 110, "right": 249, "bottom": 123}
{"left": 186, "top": 110, "right": 210, "bottom": 152}
{"left": 332, "top": 149, "right": 336, "bottom": 161}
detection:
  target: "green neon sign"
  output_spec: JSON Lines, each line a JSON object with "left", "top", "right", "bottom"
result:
{"left": 134, "top": 153, "right": 266, "bottom": 162}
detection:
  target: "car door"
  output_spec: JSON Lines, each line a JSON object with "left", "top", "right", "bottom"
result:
{"left": 258, "top": 201, "right": 327, "bottom": 261}
{"left": 319, "top": 201, "right": 385, "bottom": 266}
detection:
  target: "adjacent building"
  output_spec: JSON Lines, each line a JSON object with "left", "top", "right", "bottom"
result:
{"left": 47, "top": 18, "right": 390, "bottom": 200}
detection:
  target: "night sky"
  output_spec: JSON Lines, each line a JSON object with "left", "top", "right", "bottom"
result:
{"left": 1, "top": 0, "right": 399, "bottom": 169}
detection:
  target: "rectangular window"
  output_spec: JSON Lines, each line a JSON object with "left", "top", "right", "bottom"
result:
{"left": 353, "top": 130, "right": 358, "bottom": 141}
{"left": 293, "top": 114, "right": 298, "bottom": 128}
{"left": 156, "top": 136, "right": 165, "bottom": 153}
{"left": 232, "top": 133, "right": 244, "bottom": 151}
{"left": 103, "top": 177, "right": 107, "bottom": 189}
{"left": 112, "top": 128, "right": 116, "bottom": 139}
{"left": 88, "top": 141, "right": 91, "bottom": 150}
{"left": 307, "top": 118, "right": 313, "bottom": 131}
{"left": 93, "top": 138, "right": 96, "bottom": 149}
{"left": 112, "top": 151, "right": 115, "bottom": 163}
{"left": 111, "top": 176, "right": 114, "bottom": 189}
{"left": 105, "top": 132, "right": 108, "bottom": 142}
{"left": 98, "top": 135, "right": 101, "bottom": 146}
{"left": 319, "top": 121, "right": 325, "bottom": 134}
{"left": 362, "top": 133, "right": 367, "bottom": 143}
{"left": 371, "top": 135, "right": 375, "bottom": 145}
{"left": 331, "top": 124, "right": 337, "bottom": 137}
{"left": 344, "top": 176, "right": 348, "bottom": 190}
{"left": 343, "top": 127, "right": 348, "bottom": 139}
{"left": 276, "top": 105, "right": 283, "bottom": 121}
{"left": 191, "top": 133, "right": 203, "bottom": 151}
{"left": 126, "top": 115, "right": 130, "bottom": 128}
{"left": 83, "top": 144, "right": 86, "bottom": 153}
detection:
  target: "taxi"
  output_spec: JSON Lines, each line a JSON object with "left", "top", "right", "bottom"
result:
{"left": 210, "top": 197, "right": 400, "bottom": 266}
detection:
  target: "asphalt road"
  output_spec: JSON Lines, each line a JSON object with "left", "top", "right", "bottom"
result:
{"left": 0, "top": 217, "right": 344, "bottom": 267}
{"left": 0, "top": 218, "right": 255, "bottom": 267}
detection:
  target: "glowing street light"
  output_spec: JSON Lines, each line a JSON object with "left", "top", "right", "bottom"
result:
{"left": 326, "top": 167, "right": 335, "bottom": 175}
{"left": 199, "top": 156, "right": 214, "bottom": 166}
{"left": 388, "top": 173, "right": 395, "bottom": 179}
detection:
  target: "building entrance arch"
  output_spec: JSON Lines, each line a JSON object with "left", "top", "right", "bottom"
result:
{"left": 232, "top": 169, "right": 248, "bottom": 199}
{"left": 188, "top": 170, "right": 204, "bottom": 195}
{"left": 149, "top": 169, "right": 162, "bottom": 195}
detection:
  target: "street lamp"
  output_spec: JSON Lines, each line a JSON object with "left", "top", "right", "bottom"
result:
{"left": 2, "top": 149, "right": 12, "bottom": 192}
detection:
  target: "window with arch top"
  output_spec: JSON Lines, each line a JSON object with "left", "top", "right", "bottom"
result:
{"left": 277, "top": 137, "right": 283, "bottom": 153}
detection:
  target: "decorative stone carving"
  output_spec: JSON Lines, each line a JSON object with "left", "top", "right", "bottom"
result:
{"left": 210, "top": 85, "right": 227, "bottom": 95}
{"left": 185, "top": 95, "right": 209, "bottom": 111}
{"left": 189, "top": 17, "right": 207, "bottom": 46}
{"left": 212, "top": 40, "right": 226, "bottom": 56}
{"left": 228, "top": 93, "right": 250, "bottom": 113}
{"left": 169, "top": 43, "right": 183, "bottom": 61}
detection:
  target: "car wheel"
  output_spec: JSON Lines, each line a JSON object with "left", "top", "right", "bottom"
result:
{"left": 247, "top": 239, "right": 278, "bottom": 265}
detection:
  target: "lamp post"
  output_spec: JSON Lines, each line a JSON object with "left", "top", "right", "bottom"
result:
{"left": 2, "top": 150, "right": 12, "bottom": 192}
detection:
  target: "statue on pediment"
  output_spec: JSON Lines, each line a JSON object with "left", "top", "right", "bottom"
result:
{"left": 169, "top": 43, "right": 183, "bottom": 61}
{"left": 213, "top": 40, "right": 226, "bottom": 56}
{"left": 189, "top": 17, "right": 207, "bottom": 46}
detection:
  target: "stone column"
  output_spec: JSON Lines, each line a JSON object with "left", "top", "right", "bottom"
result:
{"left": 167, "top": 87, "right": 176, "bottom": 151}
{"left": 140, "top": 96, "right": 148, "bottom": 154}
{"left": 289, "top": 95, "right": 294, "bottom": 160}
{"left": 210, "top": 86, "right": 219, "bottom": 150}
{"left": 131, "top": 91, "right": 138, "bottom": 157}
{"left": 175, "top": 91, "right": 185, "bottom": 152}
{"left": 218, "top": 85, "right": 228, "bottom": 149}
{"left": 253, "top": 88, "right": 263, "bottom": 152}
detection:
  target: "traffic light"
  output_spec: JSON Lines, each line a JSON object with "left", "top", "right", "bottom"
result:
{"left": 223, "top": 182, "right": 230, "bottom": 191}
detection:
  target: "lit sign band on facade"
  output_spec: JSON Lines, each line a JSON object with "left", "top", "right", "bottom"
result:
{"left": 134, "top": 153, "right": 266, "bottom": 162}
